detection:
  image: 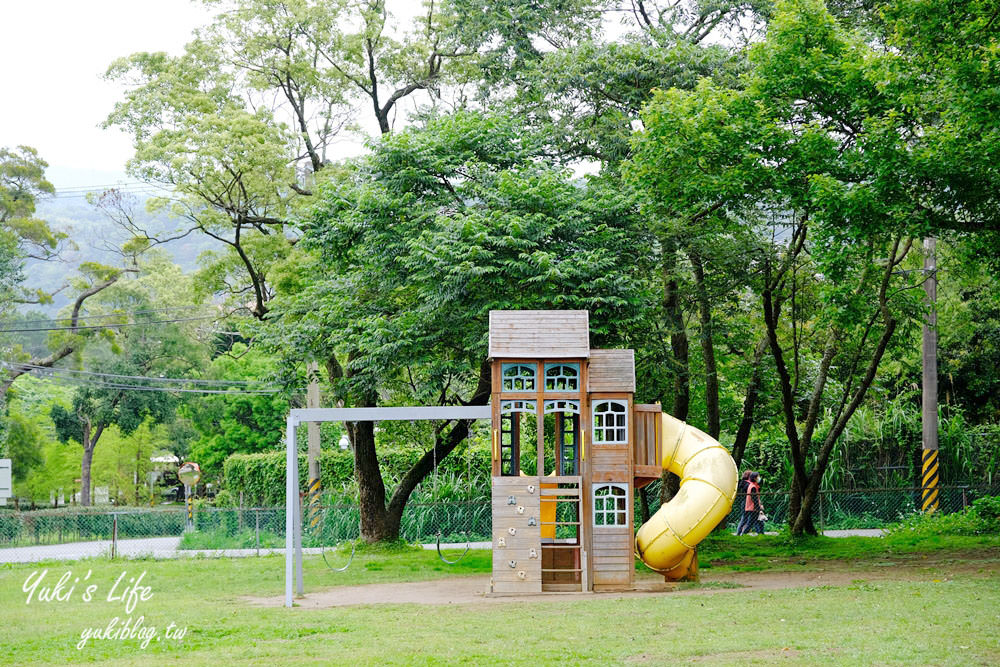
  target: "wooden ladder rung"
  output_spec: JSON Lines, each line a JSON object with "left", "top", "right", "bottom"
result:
{"left": 540, "top": 521, "right": 581, "bottom": 526}
{"left": 541, "top": 568, "right": 583, "bottom": 573}
{"left": 540, "top": 488, "right": 580, "bottom": 497}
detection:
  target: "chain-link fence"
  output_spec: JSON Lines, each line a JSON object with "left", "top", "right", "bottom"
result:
{"left": 0, "top": 501, "right": 493, "bottom": 561}
{"left": 1, "top": 483, "right": 997, "bottom": 562}
{"left": 716, "top": 483, "right": 1000, "bottom": 532}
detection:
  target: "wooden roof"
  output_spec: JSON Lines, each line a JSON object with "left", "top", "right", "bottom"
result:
{"left": 488, "top": 310, "right": 590, "bottom": 359}
{"left": 587, "top": 349, "right": 636, "bottom": 393}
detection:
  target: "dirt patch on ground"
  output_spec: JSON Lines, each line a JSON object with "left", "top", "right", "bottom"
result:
{"left": 245, "top": 550, "right": 1000, "bottom": 609}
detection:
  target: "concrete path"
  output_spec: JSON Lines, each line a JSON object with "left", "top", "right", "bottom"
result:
{"left": 0, "top": 538, "right": 490, "bottom": 564}
{"left": 0, "top": 537, "right": 182, "bottom": 563}
{"left": 822, "top": 529, "right": 885, "bottom": 538}
{"left": 0, "top": 530, "right": 882, "bottom": 564}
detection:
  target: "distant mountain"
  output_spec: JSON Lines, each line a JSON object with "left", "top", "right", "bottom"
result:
{"left": 27, "top": 193, "right": 215, "bottom": 313}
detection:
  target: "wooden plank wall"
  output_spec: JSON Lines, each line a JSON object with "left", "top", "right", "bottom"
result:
{"left": 632, "top": 404, "right": 662, "bottom": 469}
{"left": 588, "top": 392, "right": 634, "bottom": 590}
{"left": 592, "top": 525, "right": 633, "bottom": 590}
{"left": 491, "top": 476, "right": 542, "bottom": 594}
{"left": 488, "top": 310, "right": 590, "bottom": 358}
{"left": 587, "top": 349, "right": 636, "bottom": 393}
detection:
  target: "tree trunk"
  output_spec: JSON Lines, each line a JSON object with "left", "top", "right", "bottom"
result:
{"left": 661, "top": 242, "right": 688, "bottom": 504}
{"left": 80, "top": 445, "right": 94, "bottom": 507}
{"left": 347, "top": 387, "right": 393, "bottom": 542}
{"left": 346, "top": 360, "right": 492, "bottom": 543}
{"left": 660, "top": 472, "right": 680, "bottom": 505}
{"left": 732, "top": 337, "right": 768, "bottom": 467}
{"left": 689, "top": 250, "right": 720, "bottom": 439}
{"left": 78, "top": 420, "right": 107, "bottom": 507}
{"left": 663, "top": 243, "right": 689, "bottom": 421}
{"left": 785, "top": 239, "right": 906, "bottom": 535}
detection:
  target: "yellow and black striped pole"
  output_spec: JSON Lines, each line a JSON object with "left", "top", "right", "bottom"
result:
{"left": 921, "top": 238, "right": 939, "bottom": 513}
{"left": 308, "top": 477, "right": 322, "bottom": 529}
{"left": 921, "top": 449, "right": 940, "bottom": 512}
{"left": 306, "top": 362, "right": 323, "bottom": 530}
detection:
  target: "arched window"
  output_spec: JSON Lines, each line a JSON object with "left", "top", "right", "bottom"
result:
{"left": 593, "top": 484, "right": 628, "bottom": 526}
{"left": 544, "top": 400, "right": 580, "bottom": 476}
{"left": 544, "top": 363, "right": 580, "bottom": 391}
{"left": 543, "top": 400, "right": 580, "bottom": 414}
{"left": 502, "top": 363, "right": 536, "bottom": 392}
{"left": 592, "top": 400, "right": 628, "bottom": 444}
{"left": 498, "top": 400, "right": 535, "bottom": 477}
{"left": 500, "top": 400, "right": 536, "bottom": 414}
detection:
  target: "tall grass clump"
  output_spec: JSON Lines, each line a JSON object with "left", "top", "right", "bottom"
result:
{"left": 885, "top": 495, "right": 1000, "bottom": 539}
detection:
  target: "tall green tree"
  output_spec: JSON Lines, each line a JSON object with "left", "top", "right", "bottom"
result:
{"left": 47, "top": 255, "right": 208, "bottom": 505}
{"left": 0, "top": 148, "right": 125, "bottom": 403}
{"left": 183, "top": 345, "right": 289, "bottom": 477}
{"left": 628, "top": 0, "right": 938, "bottom": 534}
{"left": 262, "top": 111, "right": 651, "bottom": 540}
{"left": 103, "top": 0, "right": 472, "bottom": 321}
{"left": 50, "top": 366, "right": 176, "bottom": 506}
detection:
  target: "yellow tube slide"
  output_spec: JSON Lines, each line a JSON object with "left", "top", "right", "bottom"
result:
{"left": 635, "top": 414, "right": 738, "bottom": 580}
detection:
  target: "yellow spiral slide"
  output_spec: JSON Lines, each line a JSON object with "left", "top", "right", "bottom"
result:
{"left": 635, "top": 414, "right": 738, "bottom": 580}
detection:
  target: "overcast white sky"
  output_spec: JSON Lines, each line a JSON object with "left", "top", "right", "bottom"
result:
{"left": 0, "top": 0, "right": 212, "bottom": 189}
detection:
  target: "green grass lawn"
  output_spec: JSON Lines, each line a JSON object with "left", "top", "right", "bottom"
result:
{"left": 1, "top": 539, "right": 998, "bottom": 665}
{"left": 697, "top": 531, "right": 1000, "bottom": 572}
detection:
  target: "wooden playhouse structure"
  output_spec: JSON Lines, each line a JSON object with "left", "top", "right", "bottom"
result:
{"left": 488, "top": 310, "right": 664, "bottom": 594}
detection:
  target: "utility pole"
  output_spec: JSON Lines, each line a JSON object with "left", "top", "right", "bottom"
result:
{"left": 921, "top": 238, "right": 940, "bottom": 512}
{"left": 306, "top": 361, "right": 323, "bottom": 529}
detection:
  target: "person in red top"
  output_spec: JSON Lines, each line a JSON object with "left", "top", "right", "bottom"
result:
{"left": 744, "top": 472, "right": 765, "bottom": 535}
{"left": 736, "top": 470, "right": 753, "bottom": 535}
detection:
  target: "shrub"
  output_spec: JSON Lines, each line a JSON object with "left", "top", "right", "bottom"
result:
{"left": 971, "top": 495, "right": 1000, "bottom": 525}
{"left": 212, "top": 489, "right": 236, "bottom": 508}
{"left": 223, "top": 443, "right": 491, "bottom": 506}
{"left": 885, "top": 495, "right": 1000, "bottom": 538}
{"left": 0, "top": 512, "right": 23, "bottom": 543}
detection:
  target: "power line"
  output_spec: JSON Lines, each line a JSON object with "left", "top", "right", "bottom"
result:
{"left": 2, "top": 361, "right": 275, "bottom": 387}
{"left": 3, "top": 365, "right": 279, "bottom": 395}
{"left": 54, "top": 182, "right": 153, "bottom": 192}
{"left": 0, "top": 315, "right": 218, "bottom": 333}
{"left": 1, "top": 306, "right": 211, "bottom": 327}
{"left": 32, "top": 376, "right": 278, "bottom": 395}
{"left": 51, "top": 185, "right": 169, "bottom": 194}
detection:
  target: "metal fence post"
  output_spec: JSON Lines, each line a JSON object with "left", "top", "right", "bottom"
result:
{"left": 819, "top": 492, "right": 825, "bottom": 531}
{"left": 111, "top": 513, "right": 118, "bottom": 559}
{"left": 255, "top": 509, "right": 260, "bottom": 556}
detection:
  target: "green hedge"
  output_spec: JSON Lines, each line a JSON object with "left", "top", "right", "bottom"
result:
{"left": 186, "top": 503, "right": 491, "bottom": 545}
{"left": 224, "top": 445, "right": 491, "bottom": 507}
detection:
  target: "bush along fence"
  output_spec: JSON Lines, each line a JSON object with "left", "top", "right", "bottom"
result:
{"left": 1, "top": 484, "right": 997, "bottom": 559}
{"left": 224, "top": 447, "right": 491, "bottom": 507}
{"left": 716, "top": 483, "right": 1000, "bottom": 532}
{"left": 0, "top": 501, "right": 493, "bottom": 556}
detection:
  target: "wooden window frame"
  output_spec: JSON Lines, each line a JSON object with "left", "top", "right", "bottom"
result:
{"left": 501, "top": 363, "right": 536, "bottom": 392}
{"left": 592, "top": 399, "right": 628, "bottom": 444}
{"left": 544, "top": 362, "right": 580, "bottom": 392}
{"left": 593, "top": 483, "right": 628, "bottom": 526}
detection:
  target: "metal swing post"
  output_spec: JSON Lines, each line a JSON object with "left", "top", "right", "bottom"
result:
{"left": 285, "top": 414, "right": 304, "bottom": 607}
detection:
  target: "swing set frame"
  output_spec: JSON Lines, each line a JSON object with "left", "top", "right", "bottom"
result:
{"left": 284, "top": 405, "right": 492, "bottom": 607}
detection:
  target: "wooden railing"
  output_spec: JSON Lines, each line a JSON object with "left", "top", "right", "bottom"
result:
{"left": 632, "top": 404, "right": 662, "bottom": 472}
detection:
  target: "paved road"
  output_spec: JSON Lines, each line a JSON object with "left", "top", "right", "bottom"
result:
{"left": 0, "top": 530, "right": 883, "bottom": 564}
{"left": 0, "top": 537, "right": 183, "bottom": 563}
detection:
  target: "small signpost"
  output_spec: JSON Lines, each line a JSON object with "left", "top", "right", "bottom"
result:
{"left": 178, "top": 461, "right": 201, "bottom": 531}
{"left": 0, "top": 459, "right": 11, "bottom": 506}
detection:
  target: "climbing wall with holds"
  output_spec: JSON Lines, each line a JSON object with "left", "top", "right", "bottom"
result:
{"left": 491, "top": 476, "right": 542, "bottom": 594}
